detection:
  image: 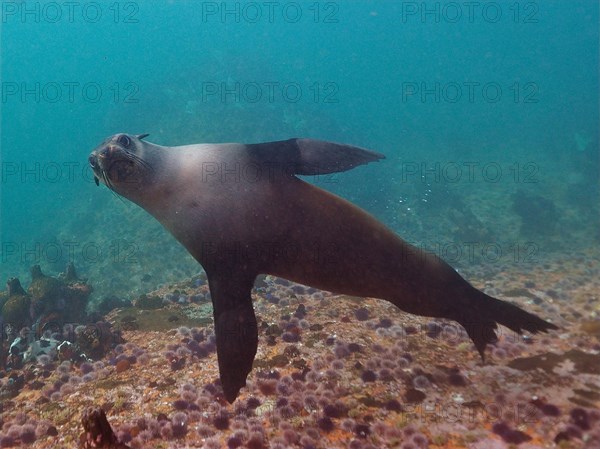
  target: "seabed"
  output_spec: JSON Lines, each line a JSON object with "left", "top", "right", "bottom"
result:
{"left": 0, "top": 249, "right": 599, "bottom": 449}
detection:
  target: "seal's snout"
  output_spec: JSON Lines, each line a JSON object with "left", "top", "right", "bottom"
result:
{"left": 88, "top": 145, "right": 117, "bottom": 186}
{"left": 91, "top": 145, "right": 119, "bottom": 173}
{"left": 88, "top": 153, "right": 101, "bottom": 186}
{"left": 97, "top": 145, "right": 116, "bottom": 159}
{"left": 90, "top": 133, "right": 146, "bottom": 189}
{"left": 88, "top": 148, "right": 109, "bottom": 169}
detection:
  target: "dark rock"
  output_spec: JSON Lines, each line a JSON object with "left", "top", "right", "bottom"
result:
{"left": 492, "top": 422, "right": 532, "bottom": 444}
{"left": 570, "top": 408, "right": 590, "bottom": 430}
{"left": 79, "top": 406, "right": 130, "bottom": 448}
{"left": 134, "top": 294, "right": 163, "bottom": 310}
{"left": 2, "top": 278, "right": 31, "bottom": 329}
{"left": 404, "top": 388, "right": 426, "bottom": 403}
{"left": 96, "top": 296, "right": 130, "bottom": 315}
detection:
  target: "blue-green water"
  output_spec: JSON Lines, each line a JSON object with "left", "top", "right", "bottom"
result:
{"left": 1, "top": 1, "right": 598, "bottom": 302}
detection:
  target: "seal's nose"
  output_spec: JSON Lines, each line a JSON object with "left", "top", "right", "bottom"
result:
{"left": 98, "top": 147, "right": 109, "bottom": 158}
{"left": 88, "top": 154, "right": 97, "bottom": 169}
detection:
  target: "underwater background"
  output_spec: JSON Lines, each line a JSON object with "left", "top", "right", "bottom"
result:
{"left": 1, "top": 1, "right": 599, "bottom": 449}
{"left": 2, "top": 0, "right": 598, "bottom": 300}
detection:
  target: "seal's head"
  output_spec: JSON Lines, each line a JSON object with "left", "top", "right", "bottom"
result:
{"left": 89, "top": 133, "right": 153, "bottom": 196}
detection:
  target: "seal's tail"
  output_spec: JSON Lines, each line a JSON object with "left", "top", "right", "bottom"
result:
{"left": 455, "top": 289, "right": 558, "bottom": 359}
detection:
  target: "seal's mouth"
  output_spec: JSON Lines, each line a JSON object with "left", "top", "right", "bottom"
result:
{"left": 89, "top": 133, "right": 152, "bottom": 190}
{"left": 88, "top": 154, "right": 101, "bottom": 186}
{"left": 89, "top": 144, "right": 127, "bottom": 188}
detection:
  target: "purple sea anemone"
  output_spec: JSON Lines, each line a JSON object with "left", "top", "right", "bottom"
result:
{"left": 116, "top": 430, "right": 132, "bottom": 443}
{"left": 571, "top": 408, "right": 590, "bottom": 430}
{"left": 347, "top": 343, "right": 361, "bottom": 353}
{"left": 447, "top": 370, "right": 467, "bottom": 386}
{"left": 79, "top": 362, "right": 93, "bottom": 375}
{"left": 323, "top": 403, "right": 346, "bottom": 419}
{"left": 227, "top": 436, "right": 243, "bottom": 448}
{"left": 60, "top": 384, "right": 75, "bottom": 395}
{"left": 37, "top": 354, "right": 52, "bottom": 367}
{"left": 214, "top": 413, "right": 230, "bottom": 430}
{"left": 317, "top": 417, "right": 334, "bottom": 432}
{"left": 93, "top": 361, "right": 104, "bottom": 370}
{"left": 171, "top": 412, "right": 188, "bottom": 438}
{"left": 541, "top": 403, "right": 561, "bottom": 417}
{"left": 354, "top": 423, "right": 370, "bottom": 439}
{"left": 379, "top": 368, "right": 393, "bottom": 381}
{"left": 13, "top": 413, "right": 28, "bottom": 425}
{"left": 6, "top": 425, "right": 21, "bottom": 440}
{"left": 411, "top": 432, "right": 428, "bottom": 447}
{"left": 281, "top": 332, "right": 301, "bottom": 343}
{"left": 180, "top": 389, "right": 197, "bottom": 403}
{"left": 361, "top": 370, "right": 377, "bottom": 382}
{"left": 0, "top": 436, "right": 15, "bottom": 447}
{"left": 197, "top": 424, "right": 215, "bottom": 437}
{"left": 492, "top": 421, "right": 532, "bottom": 444}
{"left": 354, "top": 307, "right": 369, "bottom": 321}
{"left": 246, "top": 432, "right": 265, "bottom": 449}
{"left": 160, "top": 423, "right": 173, "bottom": 440}
{"left": 177, "top": 326, "right": 191, "bottom": 337}
{"left": 492, "top": 347, "right": 507, "bottom": 359}
{"left": 57, "top": 362, "right": 71, "bottom": 374}
{"left": 138, "top": 429, "right": 153, "bottom": 441}
{"left": 276, "top": 382, "right": 290, "bottom": 396}
{"left": 172, "top": 399, "right": 189, "bottom": 411}
{"left": 412, "top": 375, "right": 430, "bottom": 389}
{"left": 246, "top": 397, "right": 261, "bottom": 409}
{"left": 385, "top": 399, "right": 403, "bottom": 412}
{"left": 187, "top": 410, "right": 202, "bottom": 422}
{"left": 334, "top": 345, "right": 350, "bottom": 358}
{"left": 68, "top": 375, "right": 82, "bottom": 385}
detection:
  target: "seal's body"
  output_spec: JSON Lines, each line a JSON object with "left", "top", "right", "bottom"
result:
{"left": 89, "top": 134, "right": 557, "bottom": 402}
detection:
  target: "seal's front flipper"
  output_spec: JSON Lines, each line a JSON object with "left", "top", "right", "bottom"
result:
{"left": 248, "top": 138, "right": 385, "bottom": 175}
{"left": 292, "top": 138, "right": 385, "bottom": 174}
{"left": 207, "top": 273, "right": 258, "bottom": 403}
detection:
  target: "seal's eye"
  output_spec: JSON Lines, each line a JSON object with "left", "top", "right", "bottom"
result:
{"left": 117, "top": 135, "right": 131, "bottom": 148}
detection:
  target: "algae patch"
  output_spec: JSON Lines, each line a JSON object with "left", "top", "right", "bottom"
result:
{"left": 110, "top": 306, "right": 212, "bottom": 332}
{"left": 508, "top": 349, "right": 600, "bottom": 375}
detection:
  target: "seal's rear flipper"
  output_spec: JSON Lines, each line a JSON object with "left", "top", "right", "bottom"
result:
{"left": 456, "top": 289, "right": 558, "bottom": 360}
{"left": 248, "top": 138, "right": 385, "bottom": 175}
{"left": 207, "top": 273, "right": 258, "bottom": 403}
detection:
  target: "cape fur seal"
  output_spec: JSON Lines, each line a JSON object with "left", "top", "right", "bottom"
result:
{"left": 89, "top": 133, "right": 557, "bottom": 402}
